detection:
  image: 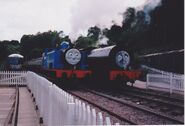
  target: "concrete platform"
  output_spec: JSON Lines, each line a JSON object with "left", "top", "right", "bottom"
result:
{"left": 0, "top": 87, "right": 15, "bottom": 126}
{"left": 127, "top": 80, "right": 147, "bottom": 89}
{"left": 18, "top": 87, "right": 40, "bottom": 126}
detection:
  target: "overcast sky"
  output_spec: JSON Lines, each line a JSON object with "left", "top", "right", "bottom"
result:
{"left": 0, "top": 0, "right": 159, "bottom": 41}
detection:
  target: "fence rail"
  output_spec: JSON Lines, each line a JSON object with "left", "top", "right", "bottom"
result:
{"left": 146, "top": 73, "right": 184, "bottom": 94}
{"left": 26, "top": 71, "right": 119, "bottom": 125}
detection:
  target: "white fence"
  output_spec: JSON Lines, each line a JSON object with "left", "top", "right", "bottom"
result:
{"left": 0, "top": 71, "right": 27, "bottom": 85}
{"left": 26, "top": 71, "right": 119, "bottom": 125}
{"left": 146, "top": 73, "right": 184, "bottom": 94}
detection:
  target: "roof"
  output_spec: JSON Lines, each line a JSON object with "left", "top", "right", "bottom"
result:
{"left": 88, "top": 45, "right": 115, "bottom": 58}
{"left": 8, "top": 54, "right": 24, "bottom": 58}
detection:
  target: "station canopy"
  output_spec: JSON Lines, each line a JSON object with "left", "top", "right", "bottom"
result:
{"left": 8, "top": 54, "right": 24, "bottom": 58}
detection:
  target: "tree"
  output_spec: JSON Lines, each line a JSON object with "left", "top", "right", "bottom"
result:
{"left": 148, "top": 0, "right": 184, "bottom": 49}
{"left": 29, "top": 48, "right": 43, "bottom": 59}
{"left": 87, "top": 26, "right": 101, "bottom": 41}
{"left": 133, "top": 11, "right": 148, "bottom": 32}
{"left": 0, "top": 40, "right": 20, "bottom": 61}
{"left": 75, "top": 36, "right": 97, "bottom": 49}
{"left": 122, "top": 8, "right": 136, "bottom": 31}
{"left": 106, "top": 25, "right": 122, "bottom": 45}
{"left": 58, "top": 35, "right": 72, "bottom": 47}
{"left": 20, "top": 30, "right": 66, "bottom": 60}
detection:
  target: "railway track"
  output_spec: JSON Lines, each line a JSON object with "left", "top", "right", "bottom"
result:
{"left": 96, "top": 87, "right": 184, "bottom": 116}
{"left": 0, "top": 86, "right": 19, "bottom": 126}
{"left": 67, "top": 89, "right": 136, "bottom": 125}
{"left": 124, "top": 86, "right": 184, "bottom": 103}
{"left": 67, "top": 88, "right": 184, "bottom": 125}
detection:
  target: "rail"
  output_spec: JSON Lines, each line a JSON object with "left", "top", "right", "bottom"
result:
{"left": 3, "top": 85, "right": 19, "bottom": 126}
{"left": 26, "top": 71, "right": 119, "bottom": 125}
{"left": 11, "top": 85, "right": 19, "bottom": 126}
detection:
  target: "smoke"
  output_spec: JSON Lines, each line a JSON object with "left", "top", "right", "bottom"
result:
{"left": 70, "top": 0, "right": 147, "bottom": 40}
{"left": 141, "top": 0, "right": 162, "bottom": 23}
{"left": 69, "top": 0, "right": 162, "bottom": 41}
{"left": 98, "top": 35, "right": 109, "bottom": 45}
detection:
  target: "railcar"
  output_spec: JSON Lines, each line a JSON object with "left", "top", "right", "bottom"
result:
{"left": 7, "top": 54, "right": 24, "bottom": 70}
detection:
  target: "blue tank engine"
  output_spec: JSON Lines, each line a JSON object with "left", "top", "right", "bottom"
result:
{"left": 42, "top": 41, "right": 91, "bottom": 79}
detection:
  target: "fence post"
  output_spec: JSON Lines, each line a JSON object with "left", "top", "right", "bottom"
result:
{"left": 170, "top": 73, "right": 173, "bottom": 94}
{"left": 77, "top": 100, "right": 82, "bottom": 125}
{"left": 92, "top": 109, "right": 96, "bottom": 125}
{"left": 74, "top": 99, "right": 79, "bottom": 124}
{"left": 105, "top": 117, "right": 111, "bottom": 125}
{"left": 97, "top": 112, "right": 103, "bottom": 125}
{"left": 48, "top": 86, "right": 53, "bottom": 126}
{"left": 86, "top": 105, "right": 91, "bottom": 125}
{"left": 82, "top": 102, "right": 86, "bottom": 125}
{"left": 146, "top": 74, "right": 149, "bottom": 89}
{"left": 67, "top": 102, "right": 75, "bottom": 125}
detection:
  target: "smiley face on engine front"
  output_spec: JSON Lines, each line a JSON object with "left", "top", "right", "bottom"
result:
{"left": 65, "top": 48, "right": 81, "bottom": 65}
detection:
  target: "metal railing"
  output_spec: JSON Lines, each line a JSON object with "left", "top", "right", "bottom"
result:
{"left": 26, "top": 71, "right": 119, "bottom": 125}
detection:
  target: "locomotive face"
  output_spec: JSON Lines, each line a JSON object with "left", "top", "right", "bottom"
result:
{"left": 65, "top": 48, "right": 81, "bottom": 65}
{"left": 115, "top": 51, "right": 130, "bottom": 69}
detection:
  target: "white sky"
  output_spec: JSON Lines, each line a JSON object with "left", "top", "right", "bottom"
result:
{"left": 0, "top": 0, "right": 150, "bottom": 41}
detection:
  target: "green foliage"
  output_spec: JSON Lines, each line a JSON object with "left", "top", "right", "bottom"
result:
{"left": 75, "top": 36, "right": 97, "bottom": 49}
{"left": 106, "top": 25, "right": 122, "bottom": 45}
{"left": 0, "top": 40, "right": 20, "bottom": 61}
{"left": 122, "top": 7, "right": 136, "bottom": 31}
{"left": 87, "top": 26, "right": 101, "bottom": 41}
{"left": 20, "top": 31, "right": 54, "bottom": 60}
{"left": 20, "top": 30, "right": 72, "bottom": 60}
{"left": 104, "top": 0, "right": 183, "bottom": 54}
{"left": 0, "top": 61, "right": 6, "bottom": 70}
{"left": 0, "top": 40, "right": 21, "bottom": 69}
{"left": 147, "top": 0, "right": 184, "bottom": 50}
{"left": 29, "top": 48, "right": 43, "bottom": 59}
